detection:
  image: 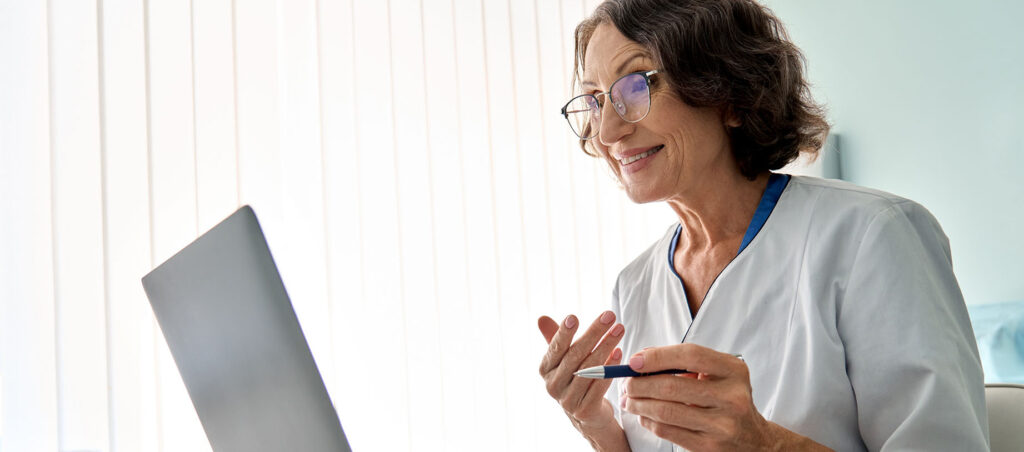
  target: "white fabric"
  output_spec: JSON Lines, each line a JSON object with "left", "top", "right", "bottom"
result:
{"left": 606, "top": 176, "right": 989, "bottom": 451}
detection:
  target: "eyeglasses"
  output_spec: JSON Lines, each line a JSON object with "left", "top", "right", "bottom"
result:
{"left": 560, "top": 70, "right": 660, "bottom": 140}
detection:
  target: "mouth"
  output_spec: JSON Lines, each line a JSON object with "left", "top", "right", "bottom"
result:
{"left": 619, "top": 145, "right": 664, "bottom": 165}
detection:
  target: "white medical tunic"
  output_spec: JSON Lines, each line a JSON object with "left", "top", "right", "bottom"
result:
{"left": 606, "top": 175, "right": 989, "bottom": 451}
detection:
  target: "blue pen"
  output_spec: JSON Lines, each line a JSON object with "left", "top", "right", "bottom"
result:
{"left": 573, "top": 354, "right": 744, "bottom": 379}
{"left": 573, "top": 364, "right": 690, "bottom": 379}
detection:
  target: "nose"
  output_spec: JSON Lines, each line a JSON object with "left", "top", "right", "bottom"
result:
{"left": 597, "top": 96, "right": 632, "bottom": 146}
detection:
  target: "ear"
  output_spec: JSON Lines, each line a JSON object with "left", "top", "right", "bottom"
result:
{"left": 722, "top": 107, "right": 741, "bottom": 128}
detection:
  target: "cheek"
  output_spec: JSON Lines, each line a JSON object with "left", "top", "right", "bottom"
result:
{"left": 648, "top": 99, "right": 725, "bottom": 154}
{"left": 662, "top": 128, "right": 717, "bottom": 168}
{"left": 663, "top": 127, "right": 696, "bottom": 149}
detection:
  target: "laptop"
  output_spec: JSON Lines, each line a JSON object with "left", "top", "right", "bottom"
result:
{"left": 141, "top": 206, "right": 351, "bottom": 452}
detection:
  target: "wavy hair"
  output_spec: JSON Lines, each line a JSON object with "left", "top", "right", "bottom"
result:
{"left": 573, "top": 0, "right": 829, "bottom": 179}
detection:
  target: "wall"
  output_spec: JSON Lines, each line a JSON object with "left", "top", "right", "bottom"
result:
{"left": 764, "top": 0, "right": 1024, "bottom": 305}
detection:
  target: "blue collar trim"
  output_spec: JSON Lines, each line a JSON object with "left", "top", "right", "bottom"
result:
{"left": 738, "top": 173, "right": 790, "bottom": 255}
{"left": 667, "top": 173, "right": 790, "bottom": 275}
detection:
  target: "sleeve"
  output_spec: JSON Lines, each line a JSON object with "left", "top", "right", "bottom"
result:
{"left": 838, "top": 201, "right": 989, "bottom": 451}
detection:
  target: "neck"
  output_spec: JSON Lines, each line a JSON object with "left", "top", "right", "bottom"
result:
{"left": 667, "top": 169, "right": 770, "bottom": 253}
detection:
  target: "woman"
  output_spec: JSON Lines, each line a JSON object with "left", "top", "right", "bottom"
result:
{"left": 536, "top": 0, "right": 988, "bottom": 450}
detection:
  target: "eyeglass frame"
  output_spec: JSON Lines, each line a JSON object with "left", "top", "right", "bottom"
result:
{"left": 560, "top": 69, "right": 660, "bottom": 140}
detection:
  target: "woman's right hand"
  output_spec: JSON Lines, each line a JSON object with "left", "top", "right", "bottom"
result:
{"left": 538, "top": 311, "right": 625, "bottom": 432}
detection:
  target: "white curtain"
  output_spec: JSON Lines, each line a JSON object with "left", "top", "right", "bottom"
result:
{"left": 0, "top": 0, "right": 674, "bottom": 450}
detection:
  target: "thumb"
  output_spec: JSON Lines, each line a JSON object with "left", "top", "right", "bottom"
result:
{"left": 537, "top": 316, "right": 559, "bottom": 344}
{"left": 628, "top": 343, "right": 732, "bottom": 376}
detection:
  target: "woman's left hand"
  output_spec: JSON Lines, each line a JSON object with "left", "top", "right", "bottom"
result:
{"left": 622, "top": 344, "right": 831, "bottom": 451}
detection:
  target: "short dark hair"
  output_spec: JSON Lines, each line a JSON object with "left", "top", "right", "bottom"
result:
{"left": 573, "top": 0, "right": 829, "bottom": 179}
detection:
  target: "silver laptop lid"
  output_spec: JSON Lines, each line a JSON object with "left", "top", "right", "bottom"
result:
{"left": 141, "top": 206, "right": 350, "bottom": 452}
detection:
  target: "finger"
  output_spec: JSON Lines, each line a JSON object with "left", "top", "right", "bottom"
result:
{"left": 553, "top": 317, "right": 621, "bottom": 404}
{"left": 625, "top": 397, "right": 710, "bottom": 432}
{"left": 628, "top": 343, "right": 744, "bottom": 378}
{"left": 578, "top": 323, "right": 624, "bottom": 370}
{"left": 637, "top": 415, "right": 707, "bottom": 450}
{"left": 561, "top": 321, "right": 624, "bottom": 386}
{"left": 576, "top": 345, "right": 623, "bottom": 410}
{"left": 559, "top": 311, "right": 619, "bottom": 372}
{"left": 537, "top": 316, "right": 559, "bottom": 344}
{"left": 624, "top": 374, "right": 720, "bottom": 408}
{"left": 538, "top": 315, "right": 579, "bottom": 375}
{"left": 608, "top": 347, "right": 622, "bottom": 365}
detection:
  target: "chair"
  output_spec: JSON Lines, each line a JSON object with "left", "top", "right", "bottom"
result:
{"left": 985, "top": 383, "right": 1024, "bottom": 452}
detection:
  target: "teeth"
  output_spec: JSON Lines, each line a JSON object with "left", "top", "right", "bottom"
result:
{"left": 622, "top": 146, "right": 662, "bottom": 164}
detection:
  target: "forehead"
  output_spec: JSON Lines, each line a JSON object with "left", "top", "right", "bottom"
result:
{"left": 582, "top": 22, "right": 652, "bottom": 81}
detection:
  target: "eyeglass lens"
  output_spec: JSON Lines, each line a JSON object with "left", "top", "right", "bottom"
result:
{"left": 565, "top": 72, "right": 652, "bottom": 139}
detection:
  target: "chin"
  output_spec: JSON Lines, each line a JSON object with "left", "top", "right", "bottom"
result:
{"left": 614, "top": 163, "right": 671, "bottom": 204}
{"left": 621, "top": 184, "right": 664, "bottom": 204}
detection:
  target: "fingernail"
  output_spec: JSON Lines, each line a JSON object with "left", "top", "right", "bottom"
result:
{"left": 564, "top": 315, "right": 577, "bottom": 328}
{"left": 600, "top": 310, "right": 614, "bottom": 325}
{"left": 620, "top": 395, "right": 626, "bottom": 410}
{"left": 611, "top": 324, "right": 624, "bottom": 337}
{"left": 612, "top": 348, "right": 622, "bottom": 360}
{"left": 629, "top": 354, "right": 644, "bottom": 370}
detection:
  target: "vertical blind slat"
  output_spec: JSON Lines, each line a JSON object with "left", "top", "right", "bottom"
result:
{"left": 193, "top": 0, "right": 240, "bottom": 232}
{"left": 390, "top": 0, "right": 446, "bottom": 450}
{"left": 483, "top": 1, "right": 536, "bottom": 451}
{"left": 99, "top": 0, "right": 159, "bottom": 450}
{"left": 0, "top": 1, "right": 60, "bottom": 449}
{"left": 316, "top": 0, "right": 369, "bottom": 442}
{"left": 276, "top": 0, "right": 335, "bottom": 417}
{"left": 420, "top": 0, "right": 477, "bottom": 449}
{"left": 49, "top": 0, "right": 110, "bottom": 449}
{"left": 507, "top": 0, "right": 557, "bottom": 449}
{"left": 234, "top": 0, "right": 283, "bottom": 235}
{"left": 453, "top": 0, "right": 508, "bottom": 447}
{"left": 349, "top": 0, "right": 412, "bottom": 449}
{"left": 316, "top": 0, "right": 364, "bottom": 416}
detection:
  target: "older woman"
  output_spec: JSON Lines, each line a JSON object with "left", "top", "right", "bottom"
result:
{"left": 536, "top": 0, "right": 988, "bottom": 451}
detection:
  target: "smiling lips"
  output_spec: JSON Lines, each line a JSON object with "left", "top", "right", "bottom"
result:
{"left": 618, "top": 145, "right": 664, "bottom": 166}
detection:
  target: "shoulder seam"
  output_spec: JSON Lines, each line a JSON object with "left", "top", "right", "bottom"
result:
{"left": 789, "top": 177, "right": 915, "bottom": 210}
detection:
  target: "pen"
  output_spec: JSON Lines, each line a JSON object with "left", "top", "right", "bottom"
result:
{"left": 574, "top": 365, "right": 690, "bottom": 379}
{"left": 573, "top": 354, "right": 744, "bottom": 379}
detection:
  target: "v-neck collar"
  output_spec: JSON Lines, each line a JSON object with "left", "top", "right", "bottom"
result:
{"left": 666, "top": 173, "right": 791, "bottom": 323}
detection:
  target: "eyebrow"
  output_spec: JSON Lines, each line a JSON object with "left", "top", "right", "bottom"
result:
{"left": 581, "top": 54, "right": 648, "bottom": 89}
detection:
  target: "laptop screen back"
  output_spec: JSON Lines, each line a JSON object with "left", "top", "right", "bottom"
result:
{"left": 141, "top": 206, "right": 350, "bottom": 452}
